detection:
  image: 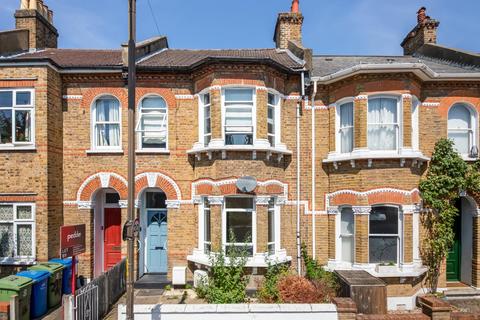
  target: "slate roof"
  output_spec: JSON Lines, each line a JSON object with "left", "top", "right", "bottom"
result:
{"left": 311, "top": 44, "right": 480, "bottom": 78}
{"left": 1, "top": 48, "right": 304, "bottom": 72}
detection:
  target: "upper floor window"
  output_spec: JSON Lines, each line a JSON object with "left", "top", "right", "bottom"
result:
{"left": 411, "top": 97, "right": 420, "bottom": 151}
{"left": 268, "top": 93, "right": 280, "bottom": 147}
{"left": 201, "top": 93, "right": 211, "bottom": 147}
{"left": 0, "top": 203, "right": 35, "bottom": 261}
{"left": 0, "top": 89, "right": 34, "bottom": 147}
{"left": 136, "top": 96, "right": 168, "bottom": 150}
{"left": 369, "top": 206, "right": 399, "bottom": 264}
{"left": 448, "top": 104, "right": 476, "bottom": 155}
{"left": 224, "top": 88, "right": 254, "bottom": 145}
{"left": 368, "top": 97, "right": 399, "bottom": 151}
{"left": 339, "top": 102, "right": 354, "bottom": 153}
{"left": 92, "top": 96, "right": 121, "bottom": 150}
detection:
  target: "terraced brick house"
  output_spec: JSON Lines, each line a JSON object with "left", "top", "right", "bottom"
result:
{"left": 0, "top": 0, "right": 479, "bottom": 310}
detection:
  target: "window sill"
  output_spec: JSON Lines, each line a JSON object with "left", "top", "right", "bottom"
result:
{"left": 0, "top": 145, "right": 36, "bottom": 152}
{"left": 187, "top": 249, "right": 291, "bottom": 267}
{"left": 188, "top": 141, "right": 292, "bottom": 160}
{"left": 136, "top": 149, "right": 170, "bottom": 155}
{"left": 323, "top": 149, "right": 429, "bottom": 169}
{"left": 86, "top": 149, "right": 124, "bottom": 155}
{"left": 0, "top": 257, "right": 36, "bottom": 265}
{"left": 460, "top": 154, "right": 479, "bottom": 162}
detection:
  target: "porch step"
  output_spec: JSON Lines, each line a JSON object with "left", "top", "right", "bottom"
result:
{"left": 444, "top": 287, "right": 480, "bottom": 300}
{"left": 134, "top": 273, "right": 171, "bottom": 289}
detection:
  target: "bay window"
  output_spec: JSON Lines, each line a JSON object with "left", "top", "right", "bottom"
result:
{"left": 0, "top": 89, "right": 34, "bottom": 147}
{"left": 367, "top": 97, "right": 399, "bottom": 151}
{"left": 267, "top": 198, "right": 276, "bottom": 255}
{"left": 224, "top": 88, "right": 254, "bottom": 145}
{"left": 92, "top": 96, "right": 121, "bottom": 149}
{"left": 0, "top": 204, "right": 35, "bottom": 262}
{"left": 136, "top": 96, "right": 168, "bottom": 150}
{"left": 448, "top": 103, "right": 475, "bottom": 155}
{"left": 224, "top": 197, "right": 254, "bottom": 255}
{"left": 267, "top": 93, "right": 278, "bottom": 147}
{"left": 203, "top": 198, "right": 211, "bottom": 254}
{"left": 340, "top": 207, "right": 354, "bottom": 263}
{"left": 339, "top": 102, "right": 354, "bottom": 153}
{"left": 202, "top": 93, "right": 212, "bottom": 147}
{"left": 369, "top": 206, "right": 399, "bottom": 264}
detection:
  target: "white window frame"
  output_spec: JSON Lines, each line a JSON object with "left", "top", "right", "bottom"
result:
{"left": 368, "top": 205, "right": 402, "bottom": 265}
{"left": 0, "top": 88, "right": 35, "bottom": 149}
{"left": 447, "top": 103, "right": 477, "bottom": 156}
{"left": 136, "top": 95, "right": 168, "bottom": 151}
{"left": 335, "top": 98, "right": 355, "bottom": 154}
{"left": 222, "top": 197, "right": 256, "bottom": 255}
{"left": 202, "top": 198, "right": 211, "bottom": 254}
{"left": 267, "top": 92, "right": 281, "bottom": 147}
{"left": 267, "top": 197, "right": 280, "bottom": 255}
{"left": 198, "top": 93, "right": 212, "bottom": 147}
{"left": 221, "top": 87, "right": 256, "bottom": 146}
{"left": 339, "top": 206, "right": 355, "bottom": 264}
{"left": 367, "top": 95, "right": 403, "bottom": 152}
{"left": 91, "top": 95, "right": 122, "bottom": 151}
{"left": 411, "top": 96, "right": 420, "bottom": 151}
{"left": 0, "top": 203, "right": 36, "bottom": 264}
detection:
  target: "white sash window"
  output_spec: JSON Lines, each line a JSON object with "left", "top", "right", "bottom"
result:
{"left": 224, "top": 88, "right": 254, "bottom": 145}
{"left": 93, "top": 96, "right": 121, "bottom": 149}
{"left": 136, "top": 96, "right": 168, "bottom": 150}
{"left": 368, "top": 97, "right": 399, "bottom": 151}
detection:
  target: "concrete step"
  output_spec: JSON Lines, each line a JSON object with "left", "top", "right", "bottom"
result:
{"left": 134, "top": 273, "right": 171, "bottom": 289}
{"left": 445, "top": 288, "right": 480, "bottom": 300}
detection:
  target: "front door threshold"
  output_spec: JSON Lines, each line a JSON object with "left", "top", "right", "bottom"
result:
{"left": 134, "top": 273, "right": 171, "bottom": 289}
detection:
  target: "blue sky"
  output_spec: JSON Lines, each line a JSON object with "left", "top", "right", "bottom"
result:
{"left": 1, "top": 0, "right": 479, "bottom": 55}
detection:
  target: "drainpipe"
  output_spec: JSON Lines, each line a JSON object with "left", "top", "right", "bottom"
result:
{"left": 296, "top": 71, "right": 305, "bottom": 275}
{"left": 311, "top": 80, "right": 318, "bottom": 259}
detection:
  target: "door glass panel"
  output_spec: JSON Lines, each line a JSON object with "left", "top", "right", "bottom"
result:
{"left": 146, "top": 192, "right": 166, "bottom": 209}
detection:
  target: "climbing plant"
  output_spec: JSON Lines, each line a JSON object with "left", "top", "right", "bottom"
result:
{"left": 419, "top": 138, "right": 480, "bottom": 293}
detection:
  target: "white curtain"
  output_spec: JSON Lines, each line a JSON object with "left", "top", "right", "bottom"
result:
{"left": 96, "top": 98, "right": 120, "bottom": 147}
{"left": 448, "top": 104, "right": 471, "bottom": 154}
{"left": 339, "top": 103, "right": 353, "bottom": 153}
{"left": 341, "top": 208, "right": 354, "bottom": 263}
{"left": 368, "top": 98, "right": 397, "bottom": 150}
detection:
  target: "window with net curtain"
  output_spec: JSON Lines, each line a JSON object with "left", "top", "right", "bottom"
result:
{"left": 369, "top": 206, "right": 399, "bottom": 264}
{"left": 136, "top": 96, "right": 168, "bottom": 150}
{"left": 340, "top": 207, "right": 354, "bottom": 263}
{"left": 448, "top": 104, "right": 474, "bottom": 154}
{"left": 0, "top": 204, "right": 35, "bottom": 259}
{"left": 93, "top": 96, "right": 121, "bottom": 149}
{"left": 367, "top": 97, "right": 399, "bottom": 151}
{"left": 224, "top": 88, "right": 254, "bottom": 145}
{"left": 339, "top": 102, "right": 354, "bottom": 153}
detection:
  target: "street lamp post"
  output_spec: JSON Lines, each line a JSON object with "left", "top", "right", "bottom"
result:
{"left": 126, "top": 0, "right": 136, "bottom": 318}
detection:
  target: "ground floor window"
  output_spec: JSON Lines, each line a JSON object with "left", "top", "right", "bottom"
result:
{"left": 224, "top": 197, "right": 254, "bottom": 256}
{"left": 267, "top": 197, "right": 276, "bottom": 255}
{"left": 369, "top": 206, "right": 399, "bottom": 264}
{"left": 341, "top": 207, "right": 354, "bottom": 263}
{"left": 203, "top": 198, "right": 211, "bottom": 254}
{"left": 0, "top": 203, "right": 35, "bottom": 260}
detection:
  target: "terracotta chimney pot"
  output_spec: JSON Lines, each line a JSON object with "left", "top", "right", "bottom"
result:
{"left": 417, "top": 7, "right": 426, "bottom": 24}
{"left": 291, "top": 0, "right": 300, "bottom": 13}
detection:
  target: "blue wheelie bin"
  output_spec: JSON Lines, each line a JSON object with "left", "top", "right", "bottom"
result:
{"left": 16, "top": 270, "right": 49, "bottom": 319}
{"left": 49, "top": 258, "right": 74, "bottom": 295}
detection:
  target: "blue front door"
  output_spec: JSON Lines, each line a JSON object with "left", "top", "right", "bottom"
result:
{"left": 146, "top": 210, "right": 168, "bottom": 273}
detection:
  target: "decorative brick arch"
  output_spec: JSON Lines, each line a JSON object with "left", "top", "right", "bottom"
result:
{"left": 327, "top": 188, "right": 420, "bottom": 208}
{"left": 191, "top": 178, "right": 288, "bottom": 198}
{"left": 81, "top": 87, "right": 128, "bottom": 109}
{"left": 77, "top": 172, "right": 128, "bottom": 202}
{"left": 135, "top": 172, "right": 181, "bottom": 201}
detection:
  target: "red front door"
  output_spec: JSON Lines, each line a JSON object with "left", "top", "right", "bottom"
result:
{"left": 104, "top": 208, "right": 121, "bottom": 271}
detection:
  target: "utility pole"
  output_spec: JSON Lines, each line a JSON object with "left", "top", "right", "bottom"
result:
{"left": 126, "top": 0, "right": 136, "bottom": 318}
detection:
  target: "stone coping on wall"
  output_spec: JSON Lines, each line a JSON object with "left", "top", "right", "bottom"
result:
{"left": 117, "top": 303, "right": 338, "bottom": 320}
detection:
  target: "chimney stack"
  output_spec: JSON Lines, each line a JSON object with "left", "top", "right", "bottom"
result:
{"left": 274, "top": 0, "right": 304, "bottom": 50}
{"left": 401, "top": 7, "right": 439, "bottom": 55}
{"left": 14, "top": 0, "right": 58, "bottom": 50}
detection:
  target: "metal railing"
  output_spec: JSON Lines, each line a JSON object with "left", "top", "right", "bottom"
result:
{"left": 75, "top": 258, "right": 127, "bottom": 319}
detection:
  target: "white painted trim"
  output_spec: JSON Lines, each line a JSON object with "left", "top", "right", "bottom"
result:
{"left": 175, "top": 94, "right": 194, "bottom": 100}
{"left": 135, "top": 172, "right": 182, "bottom": 201}
{"left": 76, "top": 172, "right": 128, "bottom": 205}
{"left": 191, "top": 178, "right": 289, "bottom": 199}
{"left": 90, "top": 94, "right": 123, "bottom": 152}
{"left": 325, "top": 188, "right": 420, "bottom": 209}
{"left": 421, "top": 102, "right": 440, "bottom": 107}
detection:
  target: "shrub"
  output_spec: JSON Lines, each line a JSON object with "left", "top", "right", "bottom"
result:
{"left": 277, "top": 275, "right": 322, "bottom": 303}
{"left": 257, "top": 261, "right": 289, "bottom": 303}
{"left": 194, "top": 232, "right": 250, "bottom": 304}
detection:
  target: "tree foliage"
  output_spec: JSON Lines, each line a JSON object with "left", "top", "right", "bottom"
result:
{"left": 419, "top": 138, "right": 480, "bottom": 293}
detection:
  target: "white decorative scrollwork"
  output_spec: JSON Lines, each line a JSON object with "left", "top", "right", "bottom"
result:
{"left": 352, "top": 206, "right": 371, "bottom": 215}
